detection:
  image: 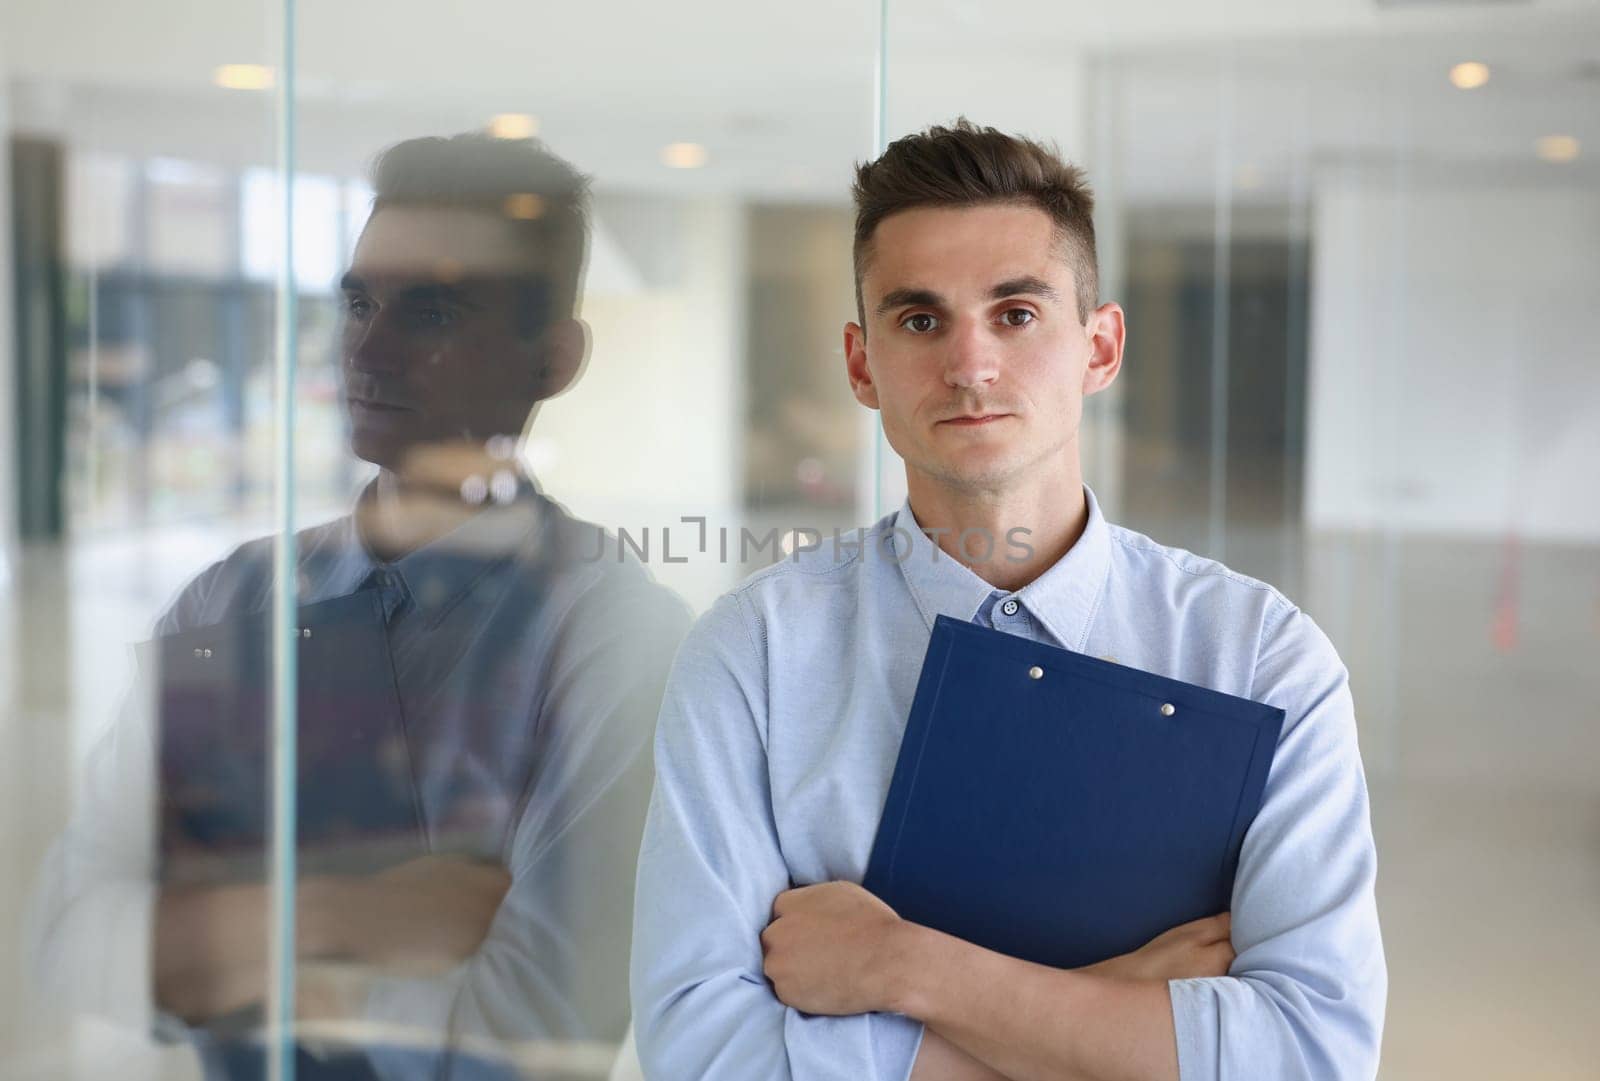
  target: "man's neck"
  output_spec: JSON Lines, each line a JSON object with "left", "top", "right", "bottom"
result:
{"left": 357, "top": 467, "right": 493, "bottom": 564}
{"left": 905, "top": 463, "right": 1088, "bottom": 593}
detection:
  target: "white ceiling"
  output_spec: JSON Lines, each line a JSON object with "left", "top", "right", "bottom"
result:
{"left": 3, "top": 0, "right": 1598, "bottom": 203}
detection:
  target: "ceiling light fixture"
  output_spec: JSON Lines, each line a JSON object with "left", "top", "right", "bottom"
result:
{"left": 1535, "top": 135, "right": 1580, "bottom": 163}
{"left": 1449, "top": 61, "right": 1491, "bottom": 90}
{"left": 213, "top": 64, "right": 275, "bottom": 91}
{"left": 503, "top": 193, "right": 546, "bottom": 220}
{"left": 489, "top": 114, "right": 539, "bottom": 140}
{"left": 661, "top": 142, "right": 709, "bottom": 169}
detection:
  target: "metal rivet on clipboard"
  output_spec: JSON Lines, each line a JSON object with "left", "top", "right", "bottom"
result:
{"left": 1027, "top": 665, "right": 1044, "bottom": 680}
{"left": 1160, "top": 703, "right": 1176, "bottom": 717}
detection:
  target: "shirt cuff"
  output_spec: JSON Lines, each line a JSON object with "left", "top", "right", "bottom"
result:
{"left": 40, "top": 877, "right": 162, "bottom": 1034}
{"left": 1168, "top": 977, "right": 1222, "bottom": 1081}
{"left": 360, "top": 964, "right": 467, "bottom": 1035}
{"left": 885, "top": 1014, "right": 927, "bottom": 1081}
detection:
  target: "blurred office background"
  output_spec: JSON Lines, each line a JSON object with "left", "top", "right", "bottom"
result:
{"left": 2, "top": 0, "right": 1597, "bottom": 1078}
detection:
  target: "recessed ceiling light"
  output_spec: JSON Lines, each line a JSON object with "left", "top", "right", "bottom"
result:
{"left": 661, "top": 142, "right": 709, "bottom": 169}
{"left": 1449, "top": 61, "right": 1491, "bottom": 90}
{"left": 1535, "top": 135, "right": 1580, "bottom": 163}
{"left": 503, "top": 192, "right": 546, "bottom": 220}
{"left": 489, "top": 114, "right": 539, "bottom": 140}
{"left": 213, "top": 64, "right": 274, "bottom": 91}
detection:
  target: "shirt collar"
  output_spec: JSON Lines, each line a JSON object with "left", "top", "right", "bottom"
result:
{"left": 392, "top": 480, "right": 546, "bottom": 626}
{"left": 894, "top": 484, "right": 1112, "bottom": 652}
{"left": 296, "top": 515, "right": 378, "bottom": 606}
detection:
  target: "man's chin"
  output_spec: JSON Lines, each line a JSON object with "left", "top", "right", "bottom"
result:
{"left": 348, "top": 429, "right": 409, "bottom": 474}
{"left": 918, "top": 456, "right": 1027, "bottom": 494}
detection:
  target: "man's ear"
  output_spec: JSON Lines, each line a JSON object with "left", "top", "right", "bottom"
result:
{"left": 533, "top": 318, "right": 591, "bottom": 401}
{"left": 844, "top": 322, "right": 880, "bottom": 410}
{"left": 1082, "top": 302, "right": 1125, "bottom": 398}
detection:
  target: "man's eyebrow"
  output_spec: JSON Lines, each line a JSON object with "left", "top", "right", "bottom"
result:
{"left": 874, "top": 278, "right": 1061, "bottom": 316}
{"left": 989, "top": 276, "right": 1060, "bottom": 302}
{"left": 875, "top": 287, "right": 945, "bottom": 315}
{"left": 395, "top": 283, "right": 480, "bottom": 309}
{"left": 338, "top": 272, "right": 483, "bottom": 309}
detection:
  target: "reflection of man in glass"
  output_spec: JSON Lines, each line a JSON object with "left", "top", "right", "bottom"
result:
{"left": 30, "top": 133, "right": 689, "bottom": 1079}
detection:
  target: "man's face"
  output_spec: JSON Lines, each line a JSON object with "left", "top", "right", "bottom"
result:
{"left": 339, "top": 204, "right": 557, "bottom": 473}
{"left": 844, "top": 203, "right": 1122, "bottom": 497}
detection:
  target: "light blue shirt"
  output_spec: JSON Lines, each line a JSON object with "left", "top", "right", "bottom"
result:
{"left": 632, "top": 485, "right": 1386, "bottom": 1081}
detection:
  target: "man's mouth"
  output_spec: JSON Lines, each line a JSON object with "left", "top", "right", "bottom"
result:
{"left": 940, "top": 413, "right": 1009, "bottom": 426}
{"left": 347, "top": 395, "right": 415, "bottom": 414}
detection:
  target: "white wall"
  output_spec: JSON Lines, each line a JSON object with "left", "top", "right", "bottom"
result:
{"left": 529, "top": 197, "right": 747, "bottom": 612}
{"left": 1306, "top": 167, "right": 1600, "bottom": 541}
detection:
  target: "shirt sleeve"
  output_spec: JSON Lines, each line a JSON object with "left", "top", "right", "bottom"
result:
{"left": 631, "top": 591, "right": 924, "bottom": 1081}
{"left": 23, "top": 667, "right": 163, "bottom": 1031}
{"left": 1168, "top": 601, "right": 1387, "bottom": 1081}
{"left": 23, "top": 564, "right": 225, "bottom": 1036}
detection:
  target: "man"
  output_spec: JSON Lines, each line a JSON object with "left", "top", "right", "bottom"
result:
{"left": 632, "top": 120, "right": 1385, "bottom": 1080}
{"left": 29, "top": 133, "right": 689, "bottom": 1079}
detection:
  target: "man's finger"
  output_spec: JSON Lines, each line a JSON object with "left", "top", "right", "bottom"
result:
{"left": 772, "top": 883, "right": 818, "bottom": 918}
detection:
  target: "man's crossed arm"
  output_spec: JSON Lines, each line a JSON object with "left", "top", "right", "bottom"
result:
{"left": 762, "top": 882, "right": 1234, "bottom": 1081}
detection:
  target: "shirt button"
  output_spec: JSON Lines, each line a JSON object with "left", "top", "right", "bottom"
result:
{"left": 1001, "top": 598, "right": 1020, "bottom": 617}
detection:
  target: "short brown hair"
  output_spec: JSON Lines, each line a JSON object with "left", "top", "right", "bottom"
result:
{"left": 369, "top": 132, "right": 591, "bottom": 330}
{"left": 852, "top": 118, "right": 1098, "bottom": 323}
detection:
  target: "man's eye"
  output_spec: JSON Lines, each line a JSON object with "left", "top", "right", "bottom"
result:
{"left": 411, "top": 307, "right": 454, "bottom": 328}
{"left": 1000, "top": 309, "right": 1035, "bottom": 327}
{"left": 345, "top": 296, "right": 374, "bottom": 319}
{"left": 902, "top": 313, "right": 939, "bottom": 334}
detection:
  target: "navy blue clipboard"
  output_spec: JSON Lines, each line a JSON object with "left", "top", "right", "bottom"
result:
{"left": 862, "top": 615, "right": 1284, "bottom": 970}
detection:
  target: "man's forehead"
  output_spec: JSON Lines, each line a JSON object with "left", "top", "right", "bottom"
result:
{"left": 350, "top": 203, "right": 545, "bottom": 281}
{"left": 862, "top": 203, "right": 1072, "bottom": 302}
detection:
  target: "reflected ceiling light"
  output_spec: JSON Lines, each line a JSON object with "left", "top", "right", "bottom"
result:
{"left": 1535, "top": 135, "right": 1580, "bottom": 163}
{"left": 213, "top": 64, "right": 275, "bottom": 91}
{"left": 661, "top": 142, "right": 709, "bottom": 169}
{"left": 1449, "top": 61, "right": 1490, "bottom": 90}
{"left": 489, "top": 113, "right": 539, "bottom": 140}
{"left": 503, "top": 192, "right": 546, "bottom": 220}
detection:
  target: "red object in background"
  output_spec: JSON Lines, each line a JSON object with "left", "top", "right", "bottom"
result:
{"left": 1492, "top": 532, "right": 1519, "bottom": 654}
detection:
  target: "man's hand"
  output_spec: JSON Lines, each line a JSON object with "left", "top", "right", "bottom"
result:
{"left": 330, "top": 854, "right": 512, "bottom": 975}
{"left": 1084, "top": 912, "right": 1234, "bottom": 984}
{"left": 908, "top": 912, "right": 1234, "bottom": 1081}
{"left": 155, "top": 855, "right": 510, "bottom": 1021}
{"left": 761, "top": 881, "right": 907, "bottom": 1016}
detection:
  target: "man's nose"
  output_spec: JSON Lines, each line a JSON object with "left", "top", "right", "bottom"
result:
{"left": 943, "top": 321, "right": 1001, "bottom": 389}
{"left": 345, "top": 313, "right": 404, "bottom": 374}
